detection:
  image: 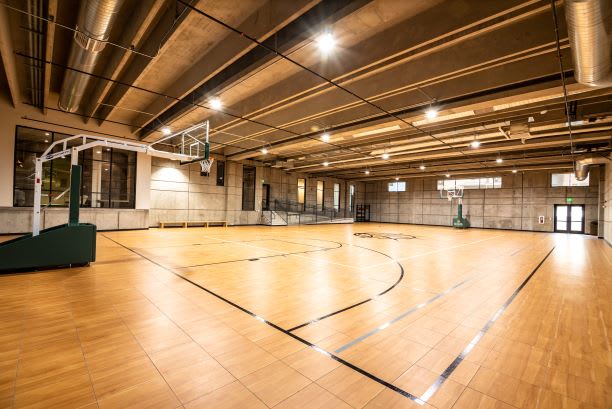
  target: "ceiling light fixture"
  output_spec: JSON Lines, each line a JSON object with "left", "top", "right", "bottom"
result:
{"left": 261, "top": 147, "right": 268, "bottom": 155}
{"left": 470, "top": 140, "right": 481, "bottom": 148}
{"left": 512, "top": 169, "right": 518, "bottom": 173}
{"left": 316, "top": 32, "right": 335, "bottom": 54}
{"left": 445, "top": 173, "right": 450, "bottom": 178}
{"left": 425, "top": 107, "right": 438, "bottom": 119}
{"left": 365, "top": 170, "right": 370, "bottom": 175}
{"left": 496, "top": 157, "right": 503, "bottom": 164}
{"left": 210, "top": 97, "right": 222, "bottom": 110}
{"left": 395, "top": 177, "right": 400, "bottom": 181}
{"left": 96, "top": 150, "right": 102, "bottom": 154}
{"left": 323, "top": 161, "right": 329, "bottom": 167}
{"left": 419, "top": 165, "right": 426, "bottom": 170}
{"left": 381, "top": 152, "right": 390, "bottom": 160}
{"left": 161, "top": 126, "right": 172, "bottom": 136}
{"left": 43, "top": 139, "right": 49, "bottom": 143}
{"left": 321, "top": 133, "right": 330, "bottom": 142}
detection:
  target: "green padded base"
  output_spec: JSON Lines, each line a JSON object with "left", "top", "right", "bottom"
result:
{"left": 0, "top": 223, "right": 96, "bottom": 273}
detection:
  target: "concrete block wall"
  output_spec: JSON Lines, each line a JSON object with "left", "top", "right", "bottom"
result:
{"left": 0, "top": 207, "right": 148, "bottom": 234}
{"left": 149, "top": 158, "right": 262, "bottom": 226}
{"left": 365, "top": 169, "right": 601, "bottom": 233}
{"left": 260, "top": 168, "right": 362, "bottom": 215}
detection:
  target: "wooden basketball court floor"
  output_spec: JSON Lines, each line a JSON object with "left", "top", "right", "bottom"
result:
{"left": 0, "top": 224, "right": 610, "bottom": 409}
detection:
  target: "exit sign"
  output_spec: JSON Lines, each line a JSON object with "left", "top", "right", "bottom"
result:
{"left": 566, "top": 197, "right": 573, "bottom": 203}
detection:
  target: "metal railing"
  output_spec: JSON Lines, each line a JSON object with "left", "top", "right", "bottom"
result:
{"left": 269, "top": 199, "right": 353, "bottom": 225}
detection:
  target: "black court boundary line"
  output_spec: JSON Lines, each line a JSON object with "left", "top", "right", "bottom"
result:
{"left": 101, "top": 234, "right": 424, "bottom": 404}
{"left": 420, "top": 246, "right": 556, "bottom": 402}
{"left": 178, "top": 241, "right": 342, "bottom": 269}
{"left": 287, "top": 243, "right": 405, "bottom": 332}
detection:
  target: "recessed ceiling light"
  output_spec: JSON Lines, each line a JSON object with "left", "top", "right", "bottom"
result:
{"left": 261, "top": 147, "right": 268, "bottom": 155}
{"left": 381, "top": 152, "right": 390, "bottom": 160}
{"left": 470, "top": 140, "right": 481, "bottom": 148}
{"left": 161, "top": 126, "right": 171, "bottom": 135}
{"left": 323, "top": 161, "right": 329, "bottom": 167}
{"left": 419, "top": 165, "right": 426, "bottom": 170}
{"left": 540, "top": 110, "right": 548, "bottom": 115}
{"left": 512, "top": 169, "right": 518, "bottom": 173}
{"left": 445, "top": 173, "right": 450, "bottom": 178}
{"left": 44, "top": 132, "right": 50, "bottom": 136}
{"left": 316, "top": 32, "right": 335, "bottom": 54}
{"left": 43, "top": 139, "right": 49, "bottom": 143}
{"left": 106, "top": 148, "right": 111, "bottom": 151}
{"left": 394, "top": 177, "right": 399, "bottom": 181}
{"left": 354, "top": 125, "right": 401, "bottom": 137}
{"left": 425, "top": 107, "right": 438, "bottom": 119}
{"left": 321, "top": 133, "right": 330, "bottom": 142}
{"left": 210, "top": 97, "right": 222, "bottom": 110}
{"left": 365, "top": 170, "right": 370, "bottom": 175}
{"left": 496, "top": 157, "right": 503, "bottom": 164}
{"left": 96, "top": 150, "right": 102, "bottom": 154}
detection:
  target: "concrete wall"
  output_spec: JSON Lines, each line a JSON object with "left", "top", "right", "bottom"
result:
{"left": 149, "top": 159, "right": 362, "bottom": 227}
{"left": 364, "top": 169, "right": 601, "bottom": 233}
{"left": 149, "top": 158, "right": 262, "bottom": 226}
{"left": 603, "top": 156, "right": 612, "bottom": 245}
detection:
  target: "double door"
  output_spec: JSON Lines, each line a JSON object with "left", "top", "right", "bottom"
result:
{"left": 554, "top": 205, "right": 584, "bottom": 233}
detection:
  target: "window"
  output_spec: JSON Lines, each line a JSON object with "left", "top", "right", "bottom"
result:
{"left": 13, "top": 126, "right": 136, "bottom": 208}
{"left": 216, "top": 161, "right": 225, "bottom": 186}
{"left": 437, "top": 177, "right": 501, "bottom": 190}
{"left": 242, "top": 166, "right": 256, "bottom": 210}
{"left": 388, "top": 181, "right": 406, "bottom": 192}
{"left": 551, "top": 172, "right": 589, "bottom": 187}
{"left": 333, "top": 183, "right": 340, "bottom": 211}
{"left": 349, "top": 184, "right": 355, "bottom": 212}
{"left": 297, "top": 178, "right": 305, "bottom": 209}
{"left": 316, "top": 181, "right": 324, "bottom": 210}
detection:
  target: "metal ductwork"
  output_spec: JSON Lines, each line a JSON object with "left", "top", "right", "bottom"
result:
{"left": 574, "top": 154, "right": 608, "bottom": 180}
{"left": 58, "top": 0, "right": 125, "bottom": 112}
{"left": 565, "top": 0, "right": 612, "bottom": 87}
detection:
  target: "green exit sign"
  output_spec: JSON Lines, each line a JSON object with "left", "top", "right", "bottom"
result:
{"left": 566, "top": 197, "right": 573, "bottom": 203}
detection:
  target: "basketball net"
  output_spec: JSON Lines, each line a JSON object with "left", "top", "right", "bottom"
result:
{"left": 199, "top": 158, "right": 214, "bottom": 174}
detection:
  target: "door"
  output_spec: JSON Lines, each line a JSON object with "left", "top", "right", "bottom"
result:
{"left": 262, "top": 184, "right": 270, "bottom": 211}
{"left": 554, "top": 205, "right": 584, "bottom": 233}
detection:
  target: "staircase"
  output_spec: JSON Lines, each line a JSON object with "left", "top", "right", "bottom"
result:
{"left": 261, "top": 211, "right": 288, "bottom": 226}
{"left": 261, "top": 200, "right": 354, "bottom": 226}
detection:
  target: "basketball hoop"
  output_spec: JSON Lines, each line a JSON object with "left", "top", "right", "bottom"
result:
{"left": 199, "top": 158, "right": 214, "bottom": 176}
{"left": 440, "top": 187, "right": 464, "bottom": 201}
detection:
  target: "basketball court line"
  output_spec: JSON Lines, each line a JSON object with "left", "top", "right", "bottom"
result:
{"left": 178, "top": 241, "right": 342, "bottom": 268}
{"left": 101, "top": 234, "right": 557, "bottom": 406}
{"left": 419, "top": 246, "right": 555, "bottom": 403}
{"left": 334, "top": 275, "right": 477, "bottom": 354}
{"left": 100, "top": 233, "right": 426, "bottom": 404}
{"left": 358, "top": 234, "right": 506, "bottom": 272}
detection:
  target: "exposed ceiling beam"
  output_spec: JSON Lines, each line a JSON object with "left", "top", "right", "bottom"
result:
{"left": 82, "top": 0, "right": 168, "bottom": 123}
{"left": 94, "top": 0, "right": 194, "bottom": 123}
{"left": 0, "top": 4, "right": 21, "bottom": 107}
{"left": 137, "top": 0, "right": 373, "bottom": 140}
{"left": 42, "top": 0, "right": 57, "bottom": 114}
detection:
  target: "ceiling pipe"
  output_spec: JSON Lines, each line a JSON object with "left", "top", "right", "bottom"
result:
{"left": 58, "top": 0, "right": 125, "bottom": 112}
{"left": 565, "top": 0, "right": 612, "bottom": 87}
{"left": 574, "top": 154, "right": 608, "bottom": 180}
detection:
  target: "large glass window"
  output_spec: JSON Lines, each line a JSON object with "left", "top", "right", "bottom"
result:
{"left": 316, "top": 181, "right": 324, "bottom": 210}
{"left": 349, "top": 184, "right": 355, "bottom": 212}
{"left": 388, "top": 181, "right": 406, "bottom": 192}
{"left": 551, "top": 172, "right": 589, "bottom": 187}
{"left": 333, "top": 183, "right": 340, "bottom": 211}
{"left": 437, "top": 177, "right": 502, "bottom": 190}
{"left": 242, "top": 166, "right": 256, "bottom": 211}
{"left": 297, "top": 178, "right": 305, "bottom": 209}
{"left": 13, "top": 126, "right": 136, "bottom": 208}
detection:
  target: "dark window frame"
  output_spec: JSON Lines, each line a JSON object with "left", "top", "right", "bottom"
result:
{"left": 216, "top": 160, "right": 225, "bottom": 186}
{"left": 12, "top": 125, "right": 137, "bottom": 209}
{"left": 241, "top": 165, "right": 256, "bottom": 211}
